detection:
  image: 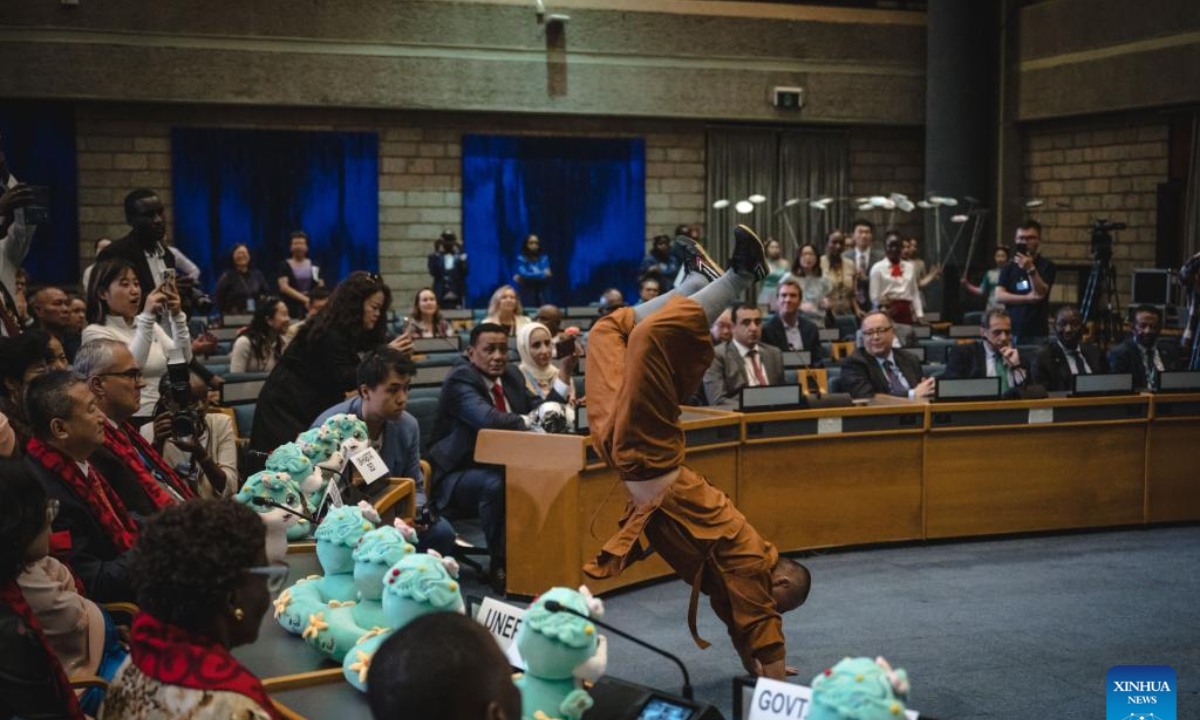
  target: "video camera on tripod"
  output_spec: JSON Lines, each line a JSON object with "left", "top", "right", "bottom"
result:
{"left": 1089, "top": 218, "right": 1126, "bottom": 262}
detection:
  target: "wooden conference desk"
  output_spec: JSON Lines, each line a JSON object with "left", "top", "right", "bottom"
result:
{"left": 479, "top": 394, "right": 1198, "bottom": 598}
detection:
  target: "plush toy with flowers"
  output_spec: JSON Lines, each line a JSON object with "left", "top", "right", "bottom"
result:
{"left": 809, "top": 656, "right": 910, "bottom": 720}
{"left": 514, "top": 586, "right": 607, "bottom": 720}
{"left": 234, "top": 469, "right": 311, "bottom": 547}
{"left": 342, "top": 550, "right": 465, "bottom": 692}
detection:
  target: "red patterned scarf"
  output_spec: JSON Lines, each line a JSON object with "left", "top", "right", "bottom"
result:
{"left": 129, "top": 613, "right": 282, "bottom": 720}
{"left": 103, "top": 422, "right": 194, "bottom": 506}
{"left": 0, "top": 581, "right": 86, "bottom": 719}
{"left": 27, "top": 438, "right": 139, "bottom": 553}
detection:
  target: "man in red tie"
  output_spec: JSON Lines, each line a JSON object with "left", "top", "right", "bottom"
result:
{"left": 427, "top": 321, "right": 577, "bottom": 592}
{"left": 702, "top": 302, "right": 784, "bottom": 408}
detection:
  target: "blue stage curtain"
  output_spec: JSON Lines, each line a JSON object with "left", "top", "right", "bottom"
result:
{"left": 171, "top": 128, "right": 378, "bottom": 295}
{"left": 462, "top": 135, "right": 646, "bottom": 308}
{"left": 0, "top": 102, "right": 79, "bottom": 286}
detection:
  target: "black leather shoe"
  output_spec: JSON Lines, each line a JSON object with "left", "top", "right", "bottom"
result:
{"left": 671, "top": 235, "right": 723, "bottom": 282}
{"left": 488, "top": 560, "right": 507, "bottom": 595}
{"left": 731, "top": 224, "right": 769, "bottom": 279}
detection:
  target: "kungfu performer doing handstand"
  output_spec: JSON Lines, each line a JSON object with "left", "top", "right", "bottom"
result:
{"left": 583, "top": 225, "right": 811, "bottom": 679}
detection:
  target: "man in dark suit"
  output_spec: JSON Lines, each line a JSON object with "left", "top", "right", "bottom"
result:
{"left": 761, "top": 277, "right": 823, "bottom": 364}
{"left": 428, "top": 322, "right": 575, "bottom": 592}
{"left": 1109, "top": 304, "right": 1180, "bottom": 390}
{"left": 704, "top": 303, "right": 784, "bottom": 408}
{"left": 945, "top": 308, "right": 1032, "bottom": 396}
{"left": 96, "top": 189, "right": 178, "bottom": 305}
{"left": 23, "top": 370, "right": 135, "bottom": 603}
{"left": 847, "top": 219, "right": 884, "bottom": 310}
{"left": 840, "top": 310, "right": 935, "bottom": 400}
{"left": 1033, "top": 305, "right": 1109, "bottom": 392}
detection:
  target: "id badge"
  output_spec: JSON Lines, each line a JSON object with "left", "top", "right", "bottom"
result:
{"left": 1016, "top": 278, "right": 1031, "bottom": 292}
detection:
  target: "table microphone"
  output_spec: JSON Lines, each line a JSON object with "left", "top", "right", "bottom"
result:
{"left": 250, "top": 496, "right": 315, "bottom": 523}
{"left": 543, "top": 599, "right": 694, "bottom": 700}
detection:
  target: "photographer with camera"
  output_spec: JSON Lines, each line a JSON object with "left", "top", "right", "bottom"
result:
{"left": 0, "top": 133, "right": 40, "bottom": 338}
{"left": 142, "top": 367, "right": 238, "bottom": 499}
{"left": 995, "top": 220, "right": 1057, "bottom": 345}
{"left": 310, "top": 347, "right": 456, "bottom": 556}
{"left": 73, "top": 340, "right": 196, "bottom": 520}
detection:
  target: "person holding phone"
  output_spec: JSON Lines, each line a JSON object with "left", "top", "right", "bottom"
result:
{"left": 516, "top": 321, "right": 578, "bottom": 408}
{"left": 994, "top": 220, "right": 1057, "bottom": 345}
{"left": 0, "top": 134, "right": 38, "bottom": 338}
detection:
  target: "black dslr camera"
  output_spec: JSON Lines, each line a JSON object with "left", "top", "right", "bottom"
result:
{"left": 164, "top": 361, "right": 203, "bottom": 443}
{"left": 1090, "top": 218, "right": 1125, "bottom": 262}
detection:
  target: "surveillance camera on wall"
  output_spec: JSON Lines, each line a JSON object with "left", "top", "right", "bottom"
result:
{"left": 772, "top": 87, "right": 804, "bottom": 110}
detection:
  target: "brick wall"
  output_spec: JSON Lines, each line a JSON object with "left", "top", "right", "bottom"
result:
{"left": 1021, "top": 120, "right": 1168, "bottom": 302}
{"left": 847, "top": 127, "right": 926, "bottom": 242}
{"left": 73, "top": 104, "right": 707, "bottom": 301}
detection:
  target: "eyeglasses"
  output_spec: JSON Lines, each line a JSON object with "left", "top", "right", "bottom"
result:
{"left": 45, "top": 498, "right": 60, "bottom": 525}
{"left": 862, "top": 326, "right": 894, "bottom": 338}
{"left": 246, "top": 563, "right": 290, "bottom": 593}
{"left": 98, "top": 369, "right": 144, "bottom": 382}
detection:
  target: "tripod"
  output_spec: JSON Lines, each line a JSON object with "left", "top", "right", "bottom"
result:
{"left": 1080, "top": 254, "right": 1122, "bottom": 348}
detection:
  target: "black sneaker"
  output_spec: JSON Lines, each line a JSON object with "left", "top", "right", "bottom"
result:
{"left": 671, "top": 235, "right": 723, "bottom": 282}
{"left": 731, "top": 224, "right": 769, "bottom": 279}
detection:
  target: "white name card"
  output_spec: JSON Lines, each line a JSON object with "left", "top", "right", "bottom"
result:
{"left": 475, "top": 597, "right": 526, "bottom": 670}
{"left": 1028, "top": 408, "right": 1054, "bottom": 425}
{"left": 349, "top": 447, "right": 388, "bottom": 485}
{"left": 817, "top": 417, "right": 843, "bottom": 435}
{"left": 749, "top": 678, "right": 917, "bottom": 720}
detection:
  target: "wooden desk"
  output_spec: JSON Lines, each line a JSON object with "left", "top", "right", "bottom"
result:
{"left": 738, "top": 404, "right": 927, "bottom": 552}
{"left": 1147, "top": 393, "right": 1200, "bottom": 522}
{"left": 476, "top": 408, "right": 742, "bottom": 597}
{"left": 924, "top": 395, "right": 1150, "bottom": 538}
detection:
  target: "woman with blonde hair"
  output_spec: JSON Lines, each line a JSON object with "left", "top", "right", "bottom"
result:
{"left": 482, "top": 284, "right": 529, "bottom": 337}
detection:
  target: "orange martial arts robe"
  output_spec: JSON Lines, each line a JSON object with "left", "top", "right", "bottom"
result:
{"left": 582, "top": 296, "right": 786, "bottom": 665}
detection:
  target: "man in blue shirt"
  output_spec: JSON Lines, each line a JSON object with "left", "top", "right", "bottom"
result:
{"left": 312, "top": 347, "right": 456, "bottom": 556}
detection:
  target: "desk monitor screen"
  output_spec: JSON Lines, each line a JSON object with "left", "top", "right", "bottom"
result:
{"left": 901, "top": 346, "right": 926, "bottom": 363}
{"left": 1159, "top": 370, "right": 1200, "bottom": 392}
{"left": 412, "top": 336, "right": 461, "bottom": 353}
{"left": 935, "top": 377, "right": 1000, "bottom": 402}
{"left": 637, "top": 697, "right": 696, "bottom": 720}
{"left": 1073, "top": 373, "right": 1134, "bottom": 396}
{"left": 912, "top": 325, "right": 932, "bottom": 339}
{"left": 818, "top": 328, "right": 840, "bottom": 341}
{"left": 567, "top": 306, "right": 600, "bottom": 318}
{"left": 739, "top": 384, "right": 802, "bottom": 412}
{"left": 948, "top": 325, "right": 978, "bottom": 338}
{"left": 440, "top": 308, "right": 472, "bottom": 320}
{"left": 782, "top": 350, "right": 812, "bottom": 368}
{"left": 574, "top": 406, "right": 589, "bottom": 434}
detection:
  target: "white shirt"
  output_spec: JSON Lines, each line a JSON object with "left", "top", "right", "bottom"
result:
{"left": 873, "top": 351, "right": 922, "bottom": 399}
{"left": 868, "top": 260, "right": 924, "bottom": 319}
{"left": 169, "top": 247, "right": 202, "bottom": 282}
{"left": 1057, "top": 341, "right": 1091, "bottom": 375}
{"left": 777, "top": 314, "right": 804, "bottom": 351}
{"left": 984, "top": 344, "right": 1026, "bottom": 387}
{"left": 144, "top": 244, "right": 169, "bottom": 287}
{"left": 732, "top": 339, "right": 768, "bottom": 387}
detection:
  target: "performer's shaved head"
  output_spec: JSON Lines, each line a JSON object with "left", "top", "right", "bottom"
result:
{"left": 771, "top": 557, "right": 811, "bottom": 613}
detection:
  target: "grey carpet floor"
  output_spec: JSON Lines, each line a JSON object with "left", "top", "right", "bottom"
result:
{"left": 461, "top": 525, "right": 1200, "bottom": 719}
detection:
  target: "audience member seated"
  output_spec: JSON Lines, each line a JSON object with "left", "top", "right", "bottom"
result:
{"left": 534, "top": 304, "right": 563, "bottom": 339}
{"left": 869, "top": 235, "right": 924, "bottom": 324}
{"left": 277, "top": 229, "right": 323, "bottom": 319}
{"left": 11, "top": 459, "right": 129, "bottom": 715}
{"left": 0, "top": 459, "right": 91, "bottom": 720}
{"left": 82, "top": 258, "right": 193, "bottom": 424}
{"left": 95, "top": 189, "right": 183, "bottom": 312}
{"left": 637, "top": 275, "right": 661, "bottom": 304}
{"left": 403, "top": 287, "right": 452, "bottom": 339}
{"left": 68, "top": 294, "right": 87, "bottom": 335}
{"left": 252, "top": 271, "right": 402, "bottom": 452}
{"left": 143, "top": 371, "right": 239, "bottom": 499}
{"left": 428, "top": 230, "right": 469, "bottom": 309}
{"left": 428, "top": 322, "right": 575, "bottom": 592}
{"left": 761, "top": 278, "right": 823, "bottom": 363}
{"left": 101, "top": 499, "right": 285, "bottom": 720}
{"left": 518, "top": 321, "right": 579, "bottom": 405}
{"left": 0, "top": 330, "right": 71, "bottom": 454}
{"left": 599, "top": 287, "right": 625, "bottom": 315}
{"left": 789, "top": 242, "right": 833, "bottom": 316}
{"left": 1109, "top": 305, "right": 1180, "bottom": 391}
{"left": 213, "top": 243, "right": 270, "bottom": 316}
{"left": 230, "top": 297, "right": 290, "bottom": 374}
{"left": 366, "top": 612, "right": 521, "bottom": 720}
{"left": 74, "top": 339, "right": 197, "bottom": 517}
{"left": 483, "top": 284, "right": 530, "bottom": 337}
{"left": 821, "top": 229, "right": 864, "bottom": 319}
{"left": 710, "top": 307, "right": 733, "bottom": 346}
{"left": 311, "top": 348, "right": 456, "bottom": 555}
{"left": 1033, "top": 305, "right": 1109, "bottom": 392}
{"left": 855, "top": 321, "right": 918, "bottom": 350}
{"left": 841, "top": 310, "right": 935, "bottom": 400}
{"left": 704, "top": 302, "right": 784, "bottom": 408}
{"left": 945, "top": 308, "right": 1031, "bottom": 395}
{"left": 24, "top": 370, "right": 137, "bottom": 603}
{"left": 30, "top": 285, "right": 81, "bottom": 361}
{"left": 639, "top": 234, "right": 680, "bottom": 293}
